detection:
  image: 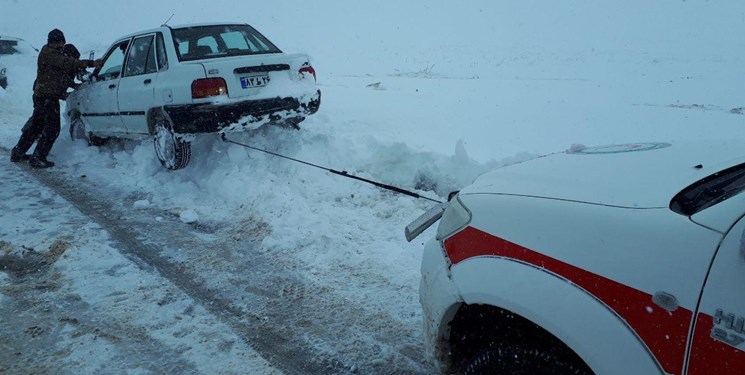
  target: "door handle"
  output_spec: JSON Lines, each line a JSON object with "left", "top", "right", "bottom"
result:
{"left": 108, "top": 84, "right": 116, "bottom": 89}
{"left": 143, "top": 79, "right": 152, "bottom": 85}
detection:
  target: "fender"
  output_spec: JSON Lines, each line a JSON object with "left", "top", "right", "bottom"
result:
{"left": 452, "top": 256, "right": 661, "bottom": 374}
{"left": 441, "top": 194, "right": 723, "bottom": 374}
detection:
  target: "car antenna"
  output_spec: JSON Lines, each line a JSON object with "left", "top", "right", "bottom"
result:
{"left": 161, "top": 13, "right": 175, "bottom": 27}
{"left": 12, "top": 37, "right": 39, "bottom": 52}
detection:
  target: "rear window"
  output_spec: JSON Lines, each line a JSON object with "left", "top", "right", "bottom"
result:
{"left": 171, "top": 24, "right": 281, "bottom": 62}
{"left": 0, "top": 40, "right": 20, "bottom": 55}
{"left": 670, "top": 163, "right": 745, "bottom": 215}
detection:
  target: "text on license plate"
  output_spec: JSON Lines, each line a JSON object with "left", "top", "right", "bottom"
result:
{"left": 240, "top": 75, "right": 270, "bottom": 89}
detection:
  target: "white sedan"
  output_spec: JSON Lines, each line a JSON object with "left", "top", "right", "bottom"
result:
{"left": 411, "top": 141, "right": 745, "bottom": 374}
{"left": 66, "top": 23, "right": 320, "bottom": 170}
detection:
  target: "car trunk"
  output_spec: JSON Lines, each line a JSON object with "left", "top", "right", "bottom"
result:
{"left": 193, "top": 53, "right": 308, "bottom": 100}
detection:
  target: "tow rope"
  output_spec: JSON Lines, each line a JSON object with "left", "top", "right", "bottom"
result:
{"left": 221, "top": 134, "right": 443, "bottom": 204}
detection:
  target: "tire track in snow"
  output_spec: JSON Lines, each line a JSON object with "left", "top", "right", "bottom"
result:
{"left": 15, "top": 159, "right": 433, "bottom": 374}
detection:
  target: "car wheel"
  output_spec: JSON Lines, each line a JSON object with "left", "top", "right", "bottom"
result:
{"left": 69, "top": 117, "right": 108, "bottom": 146}
{"left": 153, "top": 117, "right": 191, "bottom": 170}
{"left": 462, "top": 345, "right": 593, "bottom": 375}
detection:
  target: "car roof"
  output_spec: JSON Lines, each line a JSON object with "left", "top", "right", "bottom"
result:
{"left": 460, "top": 140, "right": 745, "bottom": 209}
{"left": 114, "top": 22, "right": 250, "bottom": 41}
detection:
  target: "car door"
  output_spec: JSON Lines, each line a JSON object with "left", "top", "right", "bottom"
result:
{"left": 80, "top": 40, "right": 129, "bottom": 135}
{"left": 117, "top": 33, "right": 159, "bottom": 135}
{"left": 686, "top": 215, "right": 745, "bottom": 374}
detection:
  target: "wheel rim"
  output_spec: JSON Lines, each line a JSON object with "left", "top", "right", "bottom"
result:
{"left": 154, "top": 121, "right": 177, "bottom": 169}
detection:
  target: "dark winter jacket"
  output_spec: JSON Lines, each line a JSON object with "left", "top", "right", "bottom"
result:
{"left": 33, "top": 44, "right": 92, "bottom": 99}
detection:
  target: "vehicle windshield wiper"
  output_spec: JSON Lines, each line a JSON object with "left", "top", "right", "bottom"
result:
{"left": 673, "top": 165, "right": 745, "bottom": 215}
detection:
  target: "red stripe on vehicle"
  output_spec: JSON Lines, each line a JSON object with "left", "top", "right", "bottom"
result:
{"left": 687, "top": 314, "right": 745, "bottom": 374}
{"left": 444, "top": 226, "right": 692, "bottom": 375}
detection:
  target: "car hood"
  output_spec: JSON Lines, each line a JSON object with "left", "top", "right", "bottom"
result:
{"left": 460, "top": 141, "right": 745, "bottom": 209}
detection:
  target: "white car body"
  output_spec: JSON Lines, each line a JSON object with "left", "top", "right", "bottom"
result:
{"left": 66, "top": 22, "right": 320, "bottom": 170}
{"left": 419, "top": 141, "right": 745, "bottom": 374}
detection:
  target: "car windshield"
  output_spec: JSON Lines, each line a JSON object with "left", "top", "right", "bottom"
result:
{"left": 670, "top": 162, "right": 745, "bottom": 216}
{"left": 171, "top": 24, "right": 281, "bottom": 62}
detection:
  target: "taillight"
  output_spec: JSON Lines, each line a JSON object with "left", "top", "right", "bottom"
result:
{"left": 299, "top": 65, "right": 316, "bottom": 81}
{"left": 192, "top": 78, "right": 228, "bottom": 99}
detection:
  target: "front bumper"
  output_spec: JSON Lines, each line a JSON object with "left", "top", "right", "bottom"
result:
{"left": 420, "top": 238, "right": 463, "bottom": 373}
{"left": 163, "top": 90, "right": 321, "bottom": 134}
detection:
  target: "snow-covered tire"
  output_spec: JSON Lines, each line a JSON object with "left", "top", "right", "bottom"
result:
{"left": 153, "top": 117, "right": 191, "bottom": 170}
{"left": 462, "top": 345, "right": 593, "bottom": 375}
{"left": 69, "top": 117, "right": 108, "bottom": 146}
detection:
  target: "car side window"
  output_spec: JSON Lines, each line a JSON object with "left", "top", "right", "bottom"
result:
{"left": 156, "top": 33, "right": 168, "bottom": 71}
{"left": 97, "top": 41, "right": 129, "bottom": 81}
{"left": 124, "top": 35, "right": 156, "bottom": 77}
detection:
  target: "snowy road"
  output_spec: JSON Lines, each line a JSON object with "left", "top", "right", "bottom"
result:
{"left": 2, "top": 2, "right": 744, "bottom": 374}
{"left": 0, "top": 153, "right": 434, "bottom": 374}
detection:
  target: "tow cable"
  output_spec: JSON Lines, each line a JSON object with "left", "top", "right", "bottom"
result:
{"left": 220, "top": 134, "right": 448, "bottom": 242}
{"left": 220, "top": 133, "right": 442, "bottom": 204}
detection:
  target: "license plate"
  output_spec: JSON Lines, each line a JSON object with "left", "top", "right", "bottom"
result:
{"left": 240, "top": 75, "right": 270, "bottom": 89}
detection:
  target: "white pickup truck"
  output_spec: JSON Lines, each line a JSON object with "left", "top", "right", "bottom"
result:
{"left": 413, "top": 141, "right": 745, "bottom": 374}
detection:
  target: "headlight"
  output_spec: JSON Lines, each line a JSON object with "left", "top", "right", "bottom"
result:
{"left": 436, "top": 196, "right": 472, "bottom": 241}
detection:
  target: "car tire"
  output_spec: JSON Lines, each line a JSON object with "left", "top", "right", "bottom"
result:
{"left": 69, "top": 117, "right": 108, "bottom": 146}
{"left": 462, "top": 345, "right": 593, "bottom": 375}
{"left": 153, "top": 117, "right": 191, "bottom": 170}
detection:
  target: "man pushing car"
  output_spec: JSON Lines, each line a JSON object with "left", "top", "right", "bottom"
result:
{"left": 10, "top": 28, "right": 101, "bottom": 168}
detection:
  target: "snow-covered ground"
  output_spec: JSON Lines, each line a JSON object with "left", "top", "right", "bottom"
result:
{"left": 1, "top": 1, "right": 744, "bottom": 374}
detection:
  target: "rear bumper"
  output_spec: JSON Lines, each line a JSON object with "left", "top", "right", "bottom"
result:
{"left": 163, "top": 90, "right": 321, "bottom": 134}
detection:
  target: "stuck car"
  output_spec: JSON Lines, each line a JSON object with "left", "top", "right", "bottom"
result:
{"left": 411, "top": 141, "right": 745, "bottom": 374}
{"left": 66, "top": 23, "right": 321, "bottom": 170}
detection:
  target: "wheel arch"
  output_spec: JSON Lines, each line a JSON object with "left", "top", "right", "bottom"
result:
{"left": 444, "top": 257, "right": 663, "bottom": 375}
{"left": 448, "top": 303, "right": 598, "bottom": 374}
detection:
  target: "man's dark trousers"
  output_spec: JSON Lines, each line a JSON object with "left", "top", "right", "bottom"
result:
{"left": 14, "top": 95, "right": 60, "bottom": 160}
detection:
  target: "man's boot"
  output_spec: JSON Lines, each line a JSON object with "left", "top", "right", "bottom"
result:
{"left": 29, "top": 156, "right": 54, "bottom": 168}
{"left": 10, "top": 148, "right": 30, "bottom": 162}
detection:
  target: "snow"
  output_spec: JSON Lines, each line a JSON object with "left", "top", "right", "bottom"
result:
{"left": 1, "top": 0, "right": 744, "bottom": 374}
{"left": 179, "top": 209, "right": 199, "bottom": 224}
{"left": 133, "top": 199, "right": 150, "bottom": 209}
